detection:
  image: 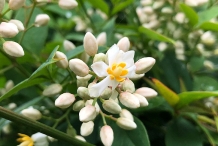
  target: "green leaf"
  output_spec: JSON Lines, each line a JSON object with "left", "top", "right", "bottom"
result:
{"left": 198, "top": 21, "right": 218, "bottom": 31}
{"left": 138, "top": 26, "right": 175, "bottom": 44}
{"left": 176, "top": 91, "right": 218, "bottom": 109}
{"left": 151, "top": 78, "right": 180, "bottom": 106}
{"left": 65, "top": 33, "right": 84, "bottom": 42}
{"left": 86, "top": 0, "right": 109, "bottom": 15}
{"left": 197, "top": 6, "right": 218, "bottom": 26}
{"left": 66, "top": 45, "right": 84, "bottom": 59}
{"left": 165, "top": 117, "right": 203, "bottom": 146}
{"left": 188, "top": 56, "right": 204, "bottom": 72}
{"left": 180, "top": 3, "right": 198, "bottom": 27}
{"left": 111, "top": 0, "right": 134, "bottom": 15}
{"left": 0, "top": 78, "right": 47, "bottom": 102}
{"left": 193, "top": 76, "right": 218, "bottom": 91}
{"left": 112, "top": 117, "right": 150, "bottom": 146}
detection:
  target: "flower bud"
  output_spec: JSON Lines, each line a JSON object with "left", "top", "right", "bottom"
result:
{"left": 119, "top": 109, "right": 134, "bottom": 121}
{"left": 133, "top": 93, "right": 148, "bottom": 107}
{"left": 59, "top": 0, "right": 78, "bottom": 10}
{"left": 201, "top": 31, "right": 215, "bottom": 46}
{"left": 80, "top": 121, "right": 94, "bottom": 136}
{"left": 73, "top": 100, "right": 85, "bottom": 111}
{"left": 119, "top": 92, "right": 140, "bottom": 109}
{"left": 76, "top": 74, "right": 92, "bottom": 87}
{"left": 3, "top": 41, "right": 24, "bottom": 57}
{"left": 117, "top": 37, "right": 130, "bottom": 52}
{"left": 42, "top": 83, "right": 62, "bottom": 97}
{"left": 83, "top": 32, "right": 98, "bottom": 56}
{"left": 103, "top": 100, "right": 121, "bottom": 114}
{"left": 63, "top": 40, "right": 76, "bottom": 51}
{"left": 55, "top": 93, "right": 75, "bottom": 109}
{"left": 9, "top": 0, "right": 25, "bottom": 10}
{"left": 93, "top": 53, "right": 106, "bottom": 63}
{"left": 129, "top": 73, "right": 144, "bottom": 80}
{"left": 8, "top": 103, "right": 17, "bottom": 110}
{"left": 35, "top": 14, "right": 50, "bottom": 27}
{"left": 100, "top": 125, "right": 114, "bottom": 146}
{"left": 77, "top": 87, "right": 91, "bottom": 100}
{"left": 96, "top": 32, "right": 107, "bottom": 46}
{"left": 31, "top": 132, "right": 49, "bottom": 146}
{"left": 0, "top": 0, "right": 5, "bottom": 13}
{"left": 55, "top": 51, "right": 68, "bottom": 69}
{"left": 69, "top": 59, "right": 89, "bottom": 77}
{"left": 100, "top": 87, "right": 112, "bottom": 99}
{"left": 75, "top": 135, "right": 86, "bottom": 142}
{"left": 21, "top": 107, "right": 42, "bottom": 120}
{"left": 79, "top": 105, "right": 96, "bottom": 122}
{"left": 135, "top": 57, "right": 156, "bottom": 74}
{"left": 5, "top": 80, "right": 14, "bottom": 91}
{"left": 0, "top": 22, "right": 18, "bottom": 38}
{"left": 116, "top": 117, "right": 137, "bottom": 130}
{"left": 120, "top": 79, "right": 135, "bottom": 93}
{"left": 85, "top": 99, "right": 100, "bottom": 115}
{"left": 79, "top": 51, "right": 90, "bottom": 63}
{"left": 2, "top": 124, "right": 11, "bottom": 134}
{"left": 9, "top": 19, "right": 24, "bottom": 31}
{"left": 135, "top": 87, "right": 157, "bottom": 99}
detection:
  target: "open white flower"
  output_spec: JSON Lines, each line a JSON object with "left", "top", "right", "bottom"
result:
{"left": 89, "top": 44, "right": 136, "bottom": 97}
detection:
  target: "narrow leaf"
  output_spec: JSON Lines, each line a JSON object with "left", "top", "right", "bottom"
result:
{"left": 180, "top": 3, "right": 198, "bottom": 27}
{"left": 198, "top": 22, "right": 218, "bottom": 31}
{"left": 111, "top": 0, "right": 134, "bottom": 15}
{"left": 198, "top": 6, "right": 218, "bottom": 26}
{"left": 86, "top": 0, "right": 109, "bottom": 15}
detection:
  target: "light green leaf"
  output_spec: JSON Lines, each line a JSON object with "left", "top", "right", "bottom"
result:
{"left": 199, "top": 21, "right": 218, "bottom": 31}
{"left": 180, "top": 3, "right": 198, "bottom": 27}
{"left": 111, "top": 0, "right": 134, "bottom": 15}
{"left": 198, "top": 6, "right": 218, "bottom": 26}
{"left": 86, "top": 0, "right": 109, "bottom": 15}
{"left": 65, "top": 33, "right": 84, "bottom": 42}
{"left": 139, "top": 26, "right": 175, "bottom": 44}
{"left": 176, "top": 91, "right": 218, "bottom": 109}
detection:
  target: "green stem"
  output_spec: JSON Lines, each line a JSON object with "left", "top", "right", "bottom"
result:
{"left": 0, "top": 8, "right": 10, "bottom": 18}
{"left": 100, "top": 110, "right": 107, "bottom": 125}
{"left": 0, "top": 106, "right": 94, "bottom": 146}
{"left": 103, "top": 113, "right": 117, "bottom": 121}
{"left": 197, "top": 115, "right": 216, "bottom": 125}
{"left": 92, "top": 98, "right": 98, "bottom": 106}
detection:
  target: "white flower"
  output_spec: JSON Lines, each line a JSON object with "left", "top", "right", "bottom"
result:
{"left": 88, "top": 44, "right": 136, "bottom": 97}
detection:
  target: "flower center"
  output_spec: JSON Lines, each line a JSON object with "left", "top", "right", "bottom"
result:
{"left": 17, "top": 133, "right": 34, "bottom": 146}
{"left": 107, "top": 62, "right": 128, "bottom": 82}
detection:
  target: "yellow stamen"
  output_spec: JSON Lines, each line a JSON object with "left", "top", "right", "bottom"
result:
{"left": 107, "top": 62, "right": 128, "bottom": 82}
{"left": 17, "top": 133, "right": 34, "bottom": 146}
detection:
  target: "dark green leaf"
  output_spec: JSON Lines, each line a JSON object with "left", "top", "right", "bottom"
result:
{"left": 111, "top": 0, "right": 134, "bottom": 15}
{"left": 188, "top": 56, "right": 204, "bottom": 72}
{"left": 86, "top": 0, "right": 109, "bottom": 15}
{"left": 180, "top": 3, "right": 198, "bottom": 27}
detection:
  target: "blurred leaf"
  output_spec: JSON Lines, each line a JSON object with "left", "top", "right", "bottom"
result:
{"left": 0, "top": 78, "right": 47, "bottom": 102}
{"left": 139, "top": 26, "right": 175, "bottom": 44}
{"left": 197, "top": 6, "right": 218, "bottom": 26}
{"left": 112, "top": 117, "right": 150, "bottom": 146}
{"left": 111, "top": 0, "right": 134, "bottom": 15}
{"left": 176, "top": 91, "right": 218, "bottom": 109}
{"left": 180, "top": 3, "right": 198, "bottom": 27}
{"left": 66, "top": 33, "right": 84, "bottom": 41}
{"left": 66, "top": 45, "right": 84, "bottom": 59}
{"left": 86, "top": 0, "right": 109, "bottom": 15}
{"left": 198, "top": 22, "right": 218, "bottom": 31}
{"left": 193, "top": 76, "right": 218, "bottom": 91}
{"left": 188, "top": 56, "right": 204, "bottom": 72}
{"left": 165, "top": 117, "right": 203, "bottom": 146}
{"left": 151, "top": 78, "right": 180, "bottom": 106}
{"left": 45, "top": 4, "right": 67, "bottom": 16}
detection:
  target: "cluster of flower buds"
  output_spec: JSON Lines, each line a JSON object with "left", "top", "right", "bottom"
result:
{"left": 53, "top": 32, "right": 157, "bottom": 145}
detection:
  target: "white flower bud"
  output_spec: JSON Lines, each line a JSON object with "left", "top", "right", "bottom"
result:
{"left": 83, "top": 32, "right": 98, "bottom": 56}
{"left": 93, "top": 53, "right": 106, "bottom": 63}
{"left": 31, "top": 132, "right": 49, "bottom": 146}
{"left": 73, "top": 100, "right": 85, "bottom": 111}
{"left": 47, "top": 136, "right": 57, "bottom": 142}
{"left": 152, "top": 1, "right": 164, "bottom": 9}
{"left": 58, "top": 0, "right": 78, "bottom": 10}
{"left": 0, "top": 0, "right": 5, "bottom": 13}
{"left": 63, "top": 40, "right": 76, "bottom": 51}
{"left": 42, "top": 83, "right": 62, "bottom": 97}
{"left": 79, "top": 105, "right": 96, "bottom": 122}
{"left": 69, "top": 59, "right": 89, "bottom": 77}
{"left": 204, "top": 60, "right": 214, "bottom": 70}
{"left": 174, "top": 13, "right": 186, "bottom": 24}
{"left": 129, "top": 73, "right": 144, "bottom": 80}
{"left": 75, "top": 135, "right": 86, "bottom": 142}
{"left": 133, "top": 93, "right": 148, "bottom": 107}
{"left": 116, "top": 117, "right": 137, "bottom": 130}
{"left": 161, "top": 7, "right": 173, "bottom": 14}
{"left": 9, "top": 19, "right": 24, "bottom": 31}
{"left": 119, "top": 92, "right": 140, "bottom": 109}
{"left": 135, "top": 87, "right": 157, "bottom": 99}
{"left": 100, "top": 87, "right": 112, "bottom": 99}
{"left": 35, "top": 14, "right": 50, "bottom": 27}
{"left": 8, "top": 103, "right": 17, "bottom": 110}
{"left": 79, "top": 51, "right": 90, "bottom": 63}
{"left": 201, "top": 31, "right": 215, "bottom": 46}
{"left": 77, "top": 87, "right": 91, "bottom": 100}
{"left": 103, "top": 100, "right": 121, "bottom": 114}
{"left": 55, "top": 51, "right": 68, "bottom": 69}
{"left": 55, "top": 93, "right": 75, "bottom": 109}
{"left": 120, "top": 79, "right": 135, "bottom": 93}
{"left": 158, "top": 42, "right": 167, "bottom": 52}
{"left": 119, "top": 109, "right": 134, "bottom": 121}
{"left": 21, "top": 107, "right": 42, "bottom": 120}
{"left": 5, "top": 80, "right": 14, "bottom": 91}
{"left": 9, "top": 0, "right": 25, "bottom": 10}
{"left": 2, "top": 124, "right": 11, "bottom": 134}
{"left": 76, "top": 74, "right": 92, "bottom": 87}
{"left": 135, "top": 57, "right": 156, "bottom": 74}
{"left": 85, "top": 99, "right": 100, "bottom": 115}
{"left": 3, "top": 41, "right": 24, "bottom": 57}
{"left": 80, "top": 121, "right": 94, "bottom": 136}
{"left": 96, "top": 32, "right": 107, "bottom": 46}
{"left": 100, "top": 125, "right": 114, "bottom": 146}
{"left": 117, "top": 37, "right": 130, "bottom": 52}
{"left": 0, "top": 22, "right": 18, "bottom": 38}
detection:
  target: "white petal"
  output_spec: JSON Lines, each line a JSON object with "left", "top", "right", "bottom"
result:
{"left": 126, "top": 65, "right": 136, "bottom": 77}
{"left": 110, "top": 79, "right": 119, "bottom": 90}
{"left": 31, "top": 133, "right": 49, "bottom": 146}
{"left": 107, "top": 44, "right": 120, "bottom": 66}
{"left": 91, "top": 61, "right": 108, "bottom": 77}
{"left": 89, "top": 76, "right": 111, "bottom": 97}
{"left": 122, "top": 51, "right": 135, "bottom": 68}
